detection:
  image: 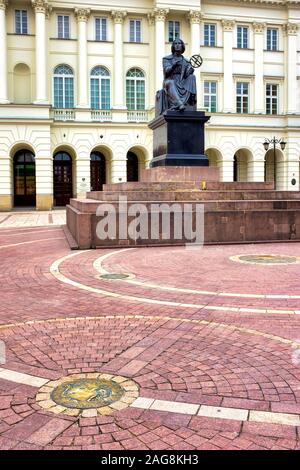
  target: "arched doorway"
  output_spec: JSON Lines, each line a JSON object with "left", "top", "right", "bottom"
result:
{"left": 90, "top": 152, "right": 106, "bottom": 191}
{"left": 53, "top": 152, "right": 73, "bottom": 206}
{"left": 14, "top": 150, "right": 36, "bottom": 207}
{"left": 205, "top": 148, "right": 222, "bottom": 168}
{"left": 127, "top": 151, "right": 139, "bottom": 182}
{"left": 233, "top": 156, "right": 238, "bottom": 182}
{"left": 234, "top": 149, "right": 252, "bottom": 182}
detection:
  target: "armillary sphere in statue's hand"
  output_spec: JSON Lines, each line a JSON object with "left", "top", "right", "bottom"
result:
{"left": 189, "top": 54, "right": 203, "bottom": 69}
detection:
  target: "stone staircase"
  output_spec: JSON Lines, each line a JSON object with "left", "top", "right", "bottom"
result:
{"left": 66, "top": 169, "right": 300, "bottom": 249}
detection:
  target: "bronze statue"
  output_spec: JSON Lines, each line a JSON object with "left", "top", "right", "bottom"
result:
{"left": 156, "top": 39, "right": 198, "bottom": 115}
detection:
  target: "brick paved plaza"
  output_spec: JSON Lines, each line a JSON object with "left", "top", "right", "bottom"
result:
{"left": 0, "top": 217, "right": 300, "bottom": 450}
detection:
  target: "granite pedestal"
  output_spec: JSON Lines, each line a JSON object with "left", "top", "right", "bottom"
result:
{"left": 148, "top": 110, "right": 210, "bottom": 167}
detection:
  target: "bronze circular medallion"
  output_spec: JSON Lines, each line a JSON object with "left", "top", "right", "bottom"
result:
{"left": 230, "top": 254, "right": 300, "bottom": 265}
{"left": 51, "top": 378, "right": 124, "bottom": 409}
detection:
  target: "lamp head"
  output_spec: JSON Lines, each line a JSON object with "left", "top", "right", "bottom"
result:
{"left": 280, "top": 141, "right": 286, "bottom": 151}
{"left": 263, "top": 141, "right": 269, "bottom": 151}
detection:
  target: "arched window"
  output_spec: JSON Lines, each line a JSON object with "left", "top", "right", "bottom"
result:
{"left": 90, "top": 66, "right": 111, "bottom": 110}
{"left": 53, "top": 64, "right": 74, "bottom": 108}
{"left": 126, "top": 68, "right": 145, "bottom": 110}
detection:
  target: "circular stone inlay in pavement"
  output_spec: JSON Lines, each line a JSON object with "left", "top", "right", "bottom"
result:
{"left": 51, "top": 378, "right": 124, "bottom": 409}
{"left": 100, "top": 273, "right": 131, "bottom": 280}
{"left": 230, "top": 254, "right": 300, "bottom": 265}
{"left": 36, "top": 373, "right": 139, "bottom": 416}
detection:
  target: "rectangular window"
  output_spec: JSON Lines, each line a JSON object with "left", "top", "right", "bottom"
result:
{"left": 129, "top": 20, "right": 141, "bottom": 43}
{"left": 15, "top": 10, "right": 28, "bottom": 34}
{"left": 237, "top": 26, "right": 248, "bottom": 49}
{"left": 266, "top": 84, "right": 278, "bottom": 114}
{"left": 168, "top": 21, "right": 180, "bottom": 42}
{"left": 204, "top": 24, "right": 216, "bottom": 47}
{"left": 236, "top": 82, "right": 249, "bottom": 113}
{"left": 58, "top": 15, "right": 70, "bottom": 39}
{"left": 95, "top": 18, "right": 107, "bottom": 41}
{"left": 267, "top": 28, "right": 278, "bottom": 51}
{"left": 204, "top": 81, "right": 217, "bottom": 112}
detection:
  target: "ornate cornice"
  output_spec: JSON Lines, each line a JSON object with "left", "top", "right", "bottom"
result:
{"left": 222, "top": 20, "right": 235, "bottom": 31}
{"left": 153, "top": 8, "right": 169, "bottom": 22}
{"left": 111, "top": 10, "right": 127, "bottom": 24}
{"left": 74, "top": 8, "right": 90, "bottom": 22}
{"left": 188, "top": 10, "right": 202, "bottom": 25}
{"left": 253, "top": 22, "right": 266, "bottom": 33}
{"left": 283, "top": 22, "right": 298, "bottom": 35}
{"left": 147, "top": 13, "right": 155, "bottom": 26}
{"left": 0, "top": 0, "right": 8, "bottom": 11}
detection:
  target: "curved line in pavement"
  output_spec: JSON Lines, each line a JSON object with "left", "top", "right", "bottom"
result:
{"left": 49, "top": 251, "right": 300, "bottom": 316}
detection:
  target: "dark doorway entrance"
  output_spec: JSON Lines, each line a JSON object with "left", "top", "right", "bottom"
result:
{"left": 90, "top": 152, "right": 106, "bottom": 191}
{"left": 53, "top": 152, "right": 73, "bottom": 206}
{"left": 127, "top": 151, "right": 139, "bottom": 182}
{"left": 14, "top": 150, "right": 36, "bottom": 207}
{"left": 233, "top": 156, "right": 238, "bottom": 182}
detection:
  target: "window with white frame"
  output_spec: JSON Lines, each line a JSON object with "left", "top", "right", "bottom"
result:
{"left": 57, "top": 15, "right": 70, "bottom": 39}
{"left": 15, "top": 10, "right": 28, "bottom": 34}
{"left": 95, "top": 18, "right": 107, "bottom": 41}
{"left": 126, "top": 68, "right": 145, "bottom": 110}
{"left": 204, "top": 24, "right": 216, "bottom": 47}
{"left": 90, "top": 66, "right": 111, "bottom": 109}
{"left": 204, "top": 81, "right": 217, "bottom": 112}
{"left": 266, "top": 28, "right": 278, "bottom": 51}
{"left": 237, "top": 26, "right": 248, "bottom": 48}
{"left": 168, "top": 21, "right": 180, "bottom": 42}
{"left": 53, "top": 65, "right": 74, "bottom": 108}
{"left": 129, "top": 20, "right": 141, "bottom": 43}
{"left": 266, "top": 83, "right": 278, "bottom": 114}
{"left": 236, "top": 82, "right": 249, "bottom": 113}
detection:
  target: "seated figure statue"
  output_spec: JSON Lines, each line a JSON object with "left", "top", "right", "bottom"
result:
{"left": 156, "top": 38, "right": 197, "bottom": 115}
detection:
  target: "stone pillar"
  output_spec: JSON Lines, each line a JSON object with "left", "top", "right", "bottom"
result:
{"left": 111, "top": 156, "right": 127, "bottom": 183}
{"left": 221, "top": 20, "right": 234, "bottom": 113}
{"left": 220, "top": 156, "right": 234, "bottom": 182}
{"left": 36, "top": 156, "right": 53, "bottom": 210}
{"left": 111, "top": 11, "right": 127, "bottom": 109}
{"left": 147, "top": 13, "right": 155, "bottom": 108}
{"left": 0, "top": 0, "right": 9, "bottom": 104}
{"left": 253, "top": 22, "right": 265, "bottom": 114}
{"left": 32, "top": 0, "right": 50, "bottom": 104}
{"left": 75, "top": 8, "right": 90, "bottom": 108}
{"left": 0, "top": 155, "right": 12, "bottom": 210}
{"left": 188, "top": 11, "right": 202, "bottom": 108}
{"left": 154, "top": 9, "right": 168, "bottom": 92}
{"left": 284, "top": 23, "right": 298, "bottom": 114}
{"left": 76, "top": 157, "right": 91, "bottom": 198}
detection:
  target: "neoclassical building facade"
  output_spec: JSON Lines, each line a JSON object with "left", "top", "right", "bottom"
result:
{"left": 0, "top": 0, "right": 300, "bottom": 210}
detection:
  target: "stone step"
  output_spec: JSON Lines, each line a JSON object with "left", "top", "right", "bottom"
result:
{"left": 87, "top": 190, "right": 300, "bottom": 202}
{"left": 102, "top": 181, "right": 275, "bottom": 192}
{"left": 70, "top": 197, "right": 300, "bottom": 212}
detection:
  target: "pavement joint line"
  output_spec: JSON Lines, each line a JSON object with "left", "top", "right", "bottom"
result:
{"left": 0, "top": 368, "right": 49, "bottom": 387}
{"left": 0, "top": 237, "right": 66, "bottom": 249}
{"left": 0, "top": 229, "right": 63, "bottom": 237}
{"left": 93, "top": 250, "right": 300, "bottom": 300}
{"left": 0, "top": 314, "right": 299, "bottom": 348}
{"left": 0, "top": 366, "right": 300, "bottom": 426}
{"left": 51, "top": 251, "right": 300, "bottom": 315}
{"left": 132, "top": 398, "right": 300, "bottom": 426}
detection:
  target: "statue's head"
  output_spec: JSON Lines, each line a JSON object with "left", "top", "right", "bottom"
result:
{"left": 171, "top": 38, "right": 185, "bottom": 54}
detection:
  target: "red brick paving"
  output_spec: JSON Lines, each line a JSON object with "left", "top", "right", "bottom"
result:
{"left": 0, "top": 226, "right": 300, "bottom": 449}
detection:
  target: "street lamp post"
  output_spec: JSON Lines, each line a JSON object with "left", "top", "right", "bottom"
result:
{"left": 263, "top": 137, "right": 286, "bottom": 189}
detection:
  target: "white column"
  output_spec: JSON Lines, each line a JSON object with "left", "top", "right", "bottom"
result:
{"left": 220, "top": 155, "right": 234, "bottom": 182}
{"left": 32, "top": 0, "right": 50, "bottom": 104}
{"left": 111, "top": 11, "right": 127, "bottom": 109}
{"left": 154, "top": 9, "right": 168, "bottom": 92}
{"left": 253, "top": 22, "right": 265, "bottom": 114}
{"left": 188, "top": 11, "right": 202, "bottom": 108}
{"left": 75, "top": 9, "right": 90, "bottom": 108}
{"left": 0, "top": 0, "right": 9, "bottom": 104}
{"left": 147, "top": 13, "right": 155, "bottom": 108}
{"left": 284, "top": 23, "right": 298, "bottom": 114}
{"left": 222, "top": 20, "right": 234, "bottom": 113}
